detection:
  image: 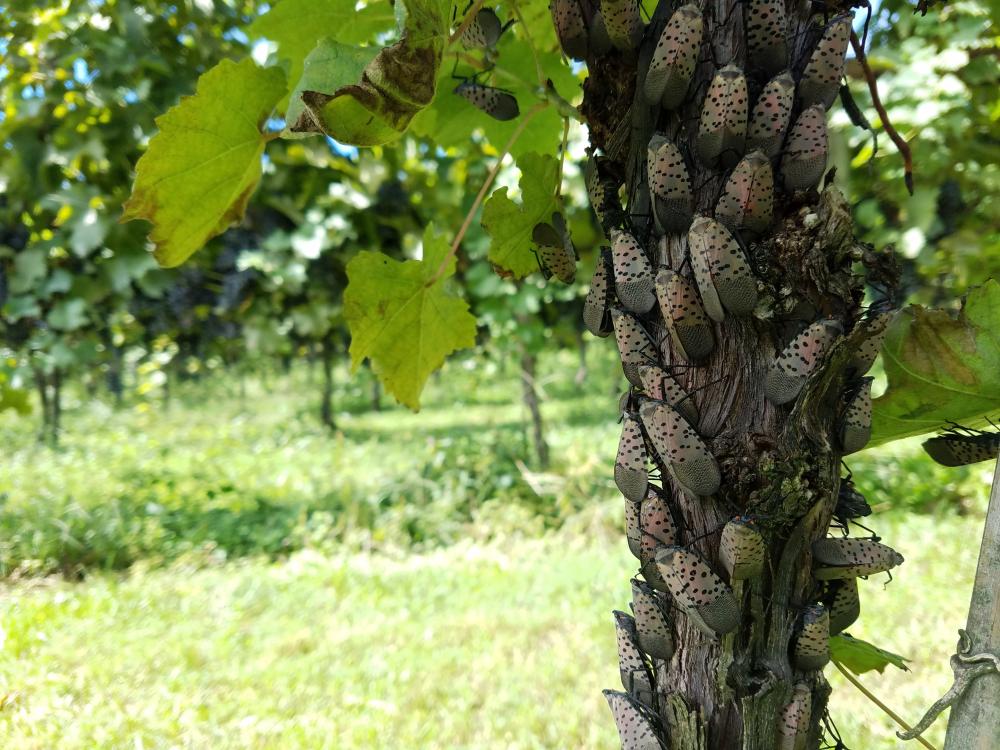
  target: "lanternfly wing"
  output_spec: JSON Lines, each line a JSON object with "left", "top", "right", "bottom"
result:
{"left": 625, "top": 498, "right": 643, "bottom": 559}
{"left": 459, "top": 7, "right": 503, "bottom": 50}
{"left": 688, "top": 216, "right": 758, "bottom": 322}
{"left": 747, "top": 71, "right": 795, "bottom": 158}
{"left": 603, "top": 690, "right": 667, "bottom": 750}
{"left": 646, "top": 135, "right": 694, "bottom": 234}
{"left": 850, "top": 309, "right": 895, "bottom": 375}
{"left": 778, "top": 684, "right": 812, "bottom": 750}
{"left": 812, "top": 537, "right": 904, "bottom": 580}
{"left": 764, "top": 319, "right": 842, "bottom": 405}
{"left": 696, "top": 65, "right": 748, "bottom": 168}
{"left": 616, "top": 413, "right": 650, "bottom": 502}
{"left": 639, "top": 487, "right": 679, "bottom": 547}
{"left": 719, "top": 516, "right": 765, "bottom": 581}
{"left": 792, "top": 603, "right": 831, "bottom": 671}
{"left": 639, "top": 400, "right": 721, "bottom": 497}
{"left": 822, "top": 578, "right": 861, "bottom": 635}
{"left": 602, "top": 0, "right": 645, "bottom": 51}
{"left": 655, "top": 269, "right": 714, "bottom": 362}
{"left": 638, "top": 364, "right": 699, "bottom": 425}
{"left": 611, "top": 308, "right": 658, "bottom": 387}
{"left": 781, "top": 105, "right": 827, "bottom": 192}
{"left": 799, "top": 14, "right": 853, "bottom": 109}
{"left": 746, "top": 0, "right": 787, "bottom": 75}
{"left": 549, "top": 0, "right": 588, "bottom": 60}
{"left": 583, "top": 248, "right": 614, "bottom": 337}
{"left": 453, "top": 80, "right": 520, "bottom": 121}
{"left": 630, "top": 579, "right": 674, "bottom": 660}
{"left": 644, "top": 4, "right": 704, "bottom": 109}
{"left": 839, "top": 377, "right": 873, "bottom": 455}
{"left": 714, "top": 150, "right": 774, "bottom": 238}
{"left": 589, "top": 7, "right": 614, "bottom": 56}
{"left": 612, "top": 229, "right": 656, "bottom": 314}
{"left": 614, "top": 611, "right": 655, "bottom": 706}
{"left": 586, "top": 156, "right": 625, "bottom": 234}
{"left": 533, "top": 212, "right": 576, "bottom": 284}
{"left": 654, "top": 546, "right": 740, "bottom": 635}
{"left": 923, "top": 430, "right": 1000, "bottom": 467}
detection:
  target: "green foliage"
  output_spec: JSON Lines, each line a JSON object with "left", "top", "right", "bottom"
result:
{"left": 482, "top": 152, "right": 561, "bottom": 278}
{"left": 830, "top": 634, "right": 910, "bottom": 674}
{"left": 872, "top": 280, "right": 1000, "bottom": 445}
{"left": 343, "top": 225, "right": 477, "bottom": 410}
{"left": 122, "top": 60, "right": 286, "bottom": 268}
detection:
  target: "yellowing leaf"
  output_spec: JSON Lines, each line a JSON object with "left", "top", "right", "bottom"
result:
{"left": 122, "top": 59, "right": 287, "bottom": 268}
{"left": 481, "top": 152, "right": 560, "bottom": 278}
{"left": 871, "top": 280, "right": 1000, "bottom": 445}
{"left": 289, "top": 0, "right": 448, "bottom": 146}
{"left": 249, "top": 0, "right": 395, "bottom": 89}
{"left": 343, "top": 225, "right": 476, "bottom": 410}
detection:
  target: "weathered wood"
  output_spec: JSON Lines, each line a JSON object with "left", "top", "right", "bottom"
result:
{"left": 943, "top": 452, "right": 1000, "bottom": 749}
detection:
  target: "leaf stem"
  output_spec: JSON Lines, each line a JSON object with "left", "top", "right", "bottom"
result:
{"left": 509, "top": 0, "right": 545, "bottom": 88}
{"left": 832, "top": 660, "right": 938, "bottom": 750}
{"left": 430, "top": 101, "right": 549, "bottom": 284}
{"left": 849, "top": 32, "right": 914, "bottom": 195}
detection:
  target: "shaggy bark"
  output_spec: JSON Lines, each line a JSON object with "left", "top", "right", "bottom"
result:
{"left": 568, "top": 1, "right": 898, "bottom": 747}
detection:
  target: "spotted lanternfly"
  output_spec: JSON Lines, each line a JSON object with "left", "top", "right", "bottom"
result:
{"left": 603, "top": 690, "right": 667, "bottom": 750}
{"left": 923, "top": 426, "right": 1000, "bottom": 467}
{"left": 639, "top": 399, "right": 721, "bottom": 497}
{"left": 646, "top": 135, "right": 694, "bottom": 234}
{"left": 781, "top": 105, "right": 827, "bottom": 192}
{"left": 821, "top": 578, "right": 861, "bottom": 635}
{"left": 799, "top": 14, "right": 853, "bottom": 109}
{"left": 639, "top": 488, "right": 679, "bottom": 547}
{"left": 850, "top": 309, "right": 895, "bottom": 375}
{"left": 654, "top": 545, "right": 740, "bottom": 636}
{"left": 601, "top": 0, "right": 645, "bottom": 51}
{"left": 655, "top": 269, "right": 714, "bottom": 363}
{"left": 833, "top": 475, "right": 872, "bottom": 529}
{"left": 458, "top": 6, "right": 504, "bottom": 50}
{"left": 764, "top": 319, "right": 842, "bottom": 405}
{"left": 746, "top": 0, "right": 787, "bottom": 75}
{"left": 839, "top": 377, "right": 873, "bottom": 455}
{"left": 696, "top": 65, "right": 748, "bottom": 168}
{"left": 533, "top": 212, "right": 576, "bottom": 284}
{"left": 812, "top": 537, "right": 904, "bottom": 580}
{"left": 643, "top": 4, "right": 703, "bottom": 109}
{"left": 586, "top": 156, "right": 624, "bottom": 234}
{"left": 640, "top": 536, "right": 671, "bottom": 593}
{"left": 630, "top": 579, "right": 674, "bottom": 660}
{"left": 688, "top": 216, "right": 758, "bottom": 322}
{"left": 714, "top": 150, "right": 774, "bottom": 238}
{"left": 778, "top": 683, "right": 812, "bottom": 750}
{"left": 612, "top": 229, "right": 656, "bottom": 314}
{"left": 719, "top": 515, "right": 765, "bottom": 581}
{"left": 612, "top": 308, "right": 658, "bottom": 387}
{"left": 792, "top": 603, "right": 831, "bottom": 671}
{"left": 616, "top": 413, "right": 650, "bottom": 503}
{"left": 549, "top": 0, "right": 588, "bottom": 61}
{"left": 614, "top": 611, "right": 656, "bottom": 707}
{"left": 746, "top": 71, "right": 795, "bottom": 159}
{"left": 453, "top": 79, "right": 520, "bottom": 121}
{"left": 638, "top": 364, "right": 698, "bottom": 425}
{"left": 625, "top": 498, "right": 643, "bottom": 559}
{"left": 583, "top": 248, "right": 614, "bottom": 338}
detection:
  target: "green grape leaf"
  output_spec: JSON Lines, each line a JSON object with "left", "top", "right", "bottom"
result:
{"left": 47, "top": 298, "right": 89, "bottom": 331}
{"left": 481, "top": 152, "right": 559, "bottom": 278}
{"left": 830, "top": 634, "right": 910, "bottom": 674}
{"left": 288, "top": 0, "right": 449, "bottom": 146}
{"left": 285, "top": 40, "right": 379, "bottom": 134}
{"left": 121, "top": 59, "right": 287, "bottom": 268}
{"left": 343, "top": 224, "right": 476, "bottom": 410}
{"left": 249, "top": 0, "right": 395, "bottom": 89}
{"left": 871, "top": 280, "right": 1000, "bottom": 445}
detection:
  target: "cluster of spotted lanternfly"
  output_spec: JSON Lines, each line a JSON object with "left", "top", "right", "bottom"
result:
{"left": 451, "top": 5, "right": 520, "bottom": 121}
{"left": 538, "top": 1, "right": 922, "bottom": 748}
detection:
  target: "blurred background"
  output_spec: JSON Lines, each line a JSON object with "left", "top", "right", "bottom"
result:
{"left": 0, "top": 1, "right": 998, "bottom": 748}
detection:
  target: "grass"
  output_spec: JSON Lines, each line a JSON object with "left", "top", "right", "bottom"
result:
{"left": 0, "top": 348, "right": 994, "bottom": 748}
{"left": 0, "top": 509, "right": 986, "bottom": 749}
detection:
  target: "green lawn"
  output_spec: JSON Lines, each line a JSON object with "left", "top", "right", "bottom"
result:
{"left": 0, "top": 353, "right": 992, "bottom": 748}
